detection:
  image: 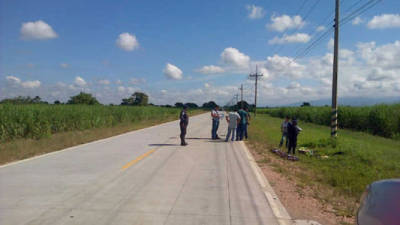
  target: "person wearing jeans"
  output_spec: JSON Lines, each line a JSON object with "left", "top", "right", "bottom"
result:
{"left": 236, "top": 108, "right": 249, "bottom": 141}
{"left": 225, "top": 110, "right": 240, "bottom": 142}
{"left": 279, "top": 116, "right": 290, "bottom": 148}
{"left": 211, "top": 106, "right": 220, "bottom": 139}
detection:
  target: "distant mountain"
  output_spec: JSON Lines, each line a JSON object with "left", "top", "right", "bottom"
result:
{"left": 278, "top": 96, "right": 400, "bottom": 107}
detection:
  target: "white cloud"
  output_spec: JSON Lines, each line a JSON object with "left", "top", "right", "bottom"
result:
{"left": 98, "top": 79, "right": 110, "bottom": 85}
{"left": 116, "top": 33, "right": 139, "bottom": 51}
{"left": 6, "top": 76, "right": 21, "bottom": 84}
{"left": 117, "top": 86, "right": 126, "bottom": 93}
{"left": 268, "top": 33, "right": 311, "bottom": 44}
{"left": 204, "top": 83, "right": 210, "bottom": 88}
{"left": 266, "top": 15, "right": 305, "bottom": 32}
{"left": 163, "top": 63, "right": 183, "bottom": 80}
{"left": 221, "top": 47, "right": 250, "bottom": 69}
{"left": 60, "top": 63, "right": 69, "bottom": 68}
{"left": 161, "top": 89, "right": 167, "bottom": 94}
{"left": 21, "top": 80, "right": 41, "bottom": 88}
{"left": 316, "top": 26, "right": 326, "bottom": 32}
{"left": 74, "top": 76, "right": 87, "bottom": 87}
{"left": 287, "top": 82, "right": 301, "bottom": 89}
{"left": 116, "top": 79, "right": 122, "bottom": 85}
{"left": 197, "top": 65, "right": 225, "bottom": 74}
{"left": 129, "top": 78, "right": 146, "bottom": 85}
{"left": 5, "top": 75, "right": 40, "bottom": 88}
{"left": 367, "top": 14, "right": 400, "bottom": 29}
{"left": 20, "top": 20, "right": 57, "bottom": 40}
{"left": 327, "top": 38, "right": 334, "bottom": 50}
{"left": 246, "top": 5, "right": 265, "bottom": 19}
{"left": 352, "top": 16, "right": 364, "bottom": 25}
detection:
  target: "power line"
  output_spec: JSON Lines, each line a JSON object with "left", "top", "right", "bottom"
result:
{"left": 249, "top": 65, "right": 263, "bottom": 117}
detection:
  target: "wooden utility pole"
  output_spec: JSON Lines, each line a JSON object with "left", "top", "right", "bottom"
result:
{"left": 239, "top": 84, "right": 243, "bottom": 108}
{"left": 249, "top": 65, "right": 263, "bottom": 117}
{"left": 331, "top": 0, "right": 340, "bottom": 137}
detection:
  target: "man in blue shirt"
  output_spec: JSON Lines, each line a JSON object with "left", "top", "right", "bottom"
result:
{"left": 236, "top": 107, "right": 249, "bottom": 141}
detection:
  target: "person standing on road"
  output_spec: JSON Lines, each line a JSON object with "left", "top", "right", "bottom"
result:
{"left": 287, "top": 118, "right": 300, "bottom": 155}
{"left": 211, "top": 106, "right": 221, "bottom": 139}
{"left": 244, "top": 108, "right": 250, "bottom": 139}
{"left": 279, "top": 116, "right": 290, "bottom": 148}
{"left": 225, "top": 109, "right": 241, "bottom": 142}
{"left": 179, "top": 105, "right": 189, "bottom": 146}
{"left": 236, "top": 107, "right": 249, "bottom": 141}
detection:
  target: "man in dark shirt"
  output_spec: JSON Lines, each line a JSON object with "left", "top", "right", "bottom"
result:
{"left": 180, "top": 105, "right": 189, "bottom": 146}
{"left": 287, "top": 118, "right": 299, "bottom": 155}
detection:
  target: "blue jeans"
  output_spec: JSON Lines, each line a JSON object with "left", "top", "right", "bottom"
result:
{"left": 225, "top": 127, "right": 236, "bottom": 141}
{"left": 236, "top": 123, "right": 244, "bottom": 140}
{"left": 211, "top": 119, "right": 219, "bottom": 139}
{"left": 279, "top": 132, "right": 288, "bottom": 148}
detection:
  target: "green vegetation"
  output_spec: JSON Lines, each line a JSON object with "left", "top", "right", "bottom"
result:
{"left": 259, "top": 104, "right": 400, "bottom": 139}
{"left": 0, "top": 104, "right": 183, "bottom": 141}
{"left": 248, "top": 114, "right": 400, "bottom": 201}
{"left": 67, "top": 92, "right": 100, "bottom": 105}
{"left": 121, "top": 92, "right": 149, "bottom": 106}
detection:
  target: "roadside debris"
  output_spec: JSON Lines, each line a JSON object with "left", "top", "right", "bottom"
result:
{"left": 271, "top": 149, "right": 299, "bottom": 161}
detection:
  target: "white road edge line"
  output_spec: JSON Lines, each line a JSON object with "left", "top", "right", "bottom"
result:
{"left": 239, "top": 141, "right": 294, "bottom": 225}
{"left": 240, "top": 141, "right": 322, "bottom": 225}
{"left": 0, "top": 113, "right": 208, "bottom": 169}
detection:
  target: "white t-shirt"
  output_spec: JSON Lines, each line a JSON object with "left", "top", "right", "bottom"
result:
{"left": 212, "top": 110, "right": 220, "bottom": 121}
{"left": 228, "top": 112, "right": 240, "bottom": 128}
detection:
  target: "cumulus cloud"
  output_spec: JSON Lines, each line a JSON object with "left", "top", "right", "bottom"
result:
{"left": 6, "top": 76, "right": 21, "bottom": 84}
{"left": 316, "top": 26, "right": 326, "bottom": 32}
{"left": 268, "top": 33, "right": 311, "bottom": 44}
{"left": 197, "top": 65, "right": 225, "bottom": 74}
{"left": 287, "top": 82, "right": 300, "bottom": 89}
{"left": 161, "top": 90, "right": 167, "bottom": 94}
{"left": 163, "top": 63, "right": 183, "bottom": 80}
{"left": 116, "top": 33, "right": 139, "bottom": 51}
{"left": 266, "top": 15, "right": 305, "bottom": 32}
{"left": 367, "top": 14, "right": 400, "bottom": 29}
{"left": 5, "top": 76, "right": 40, "bottom": 88}
{"left": 21, "top": 80, "right": 41, "bottom": 88}
{"left": 221, "top": 47, "right": 250, "bottom": 69}
{"left": 352, "top": 16, "right": 364, "bottom": 25}
{"left": 129, "top": 78, "right": 146, "bottom": 85}
{"left": 246, "top": 5, "right": 265, "bottom": 19}
{"left": 20, "top": 20, "right": 58, "bottom": 40}
{"left": 60, "top": 63, "right": 69, "bottom": 68}
{"left": 98, "top": 79, "right": 110, "bottom": 85}
{"left": 74, "top": 76, "right": 87, "bottom": 87}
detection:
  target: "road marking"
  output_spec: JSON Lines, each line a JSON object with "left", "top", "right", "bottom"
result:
{"left": 122, "top": 149, "right": 156, "bottom": 170}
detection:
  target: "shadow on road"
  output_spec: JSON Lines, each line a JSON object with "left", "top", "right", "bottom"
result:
{"left": 148, "top": 144, "right": 180, "bottom": 146}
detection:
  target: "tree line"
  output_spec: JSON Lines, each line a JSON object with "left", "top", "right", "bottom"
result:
{"left": 0, "top": 92, "right": 224, "bottom": 109}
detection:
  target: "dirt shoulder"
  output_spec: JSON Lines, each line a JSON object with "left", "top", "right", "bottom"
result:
{"left": 246, "top": 142, "right": 355, "bottom": 225}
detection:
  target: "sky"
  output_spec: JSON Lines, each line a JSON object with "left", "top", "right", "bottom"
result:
{"left": 1, "top": 0, "right": 399, "bottom": 106}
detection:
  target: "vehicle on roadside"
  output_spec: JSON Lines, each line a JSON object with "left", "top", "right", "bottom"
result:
{"left": 357, "top": 179, "right": 400, "bottom": 225}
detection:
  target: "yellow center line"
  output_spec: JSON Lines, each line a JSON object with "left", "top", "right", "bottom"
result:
{"left": 122, "top": 149, "right": 156, "bottom": 170}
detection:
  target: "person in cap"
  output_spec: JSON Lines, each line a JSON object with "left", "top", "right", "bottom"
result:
{"left": 179, "top": 105, "right": 189, "bottom": 146}
{"left": 225, "top": 108, "right": 241, "bottom": 142}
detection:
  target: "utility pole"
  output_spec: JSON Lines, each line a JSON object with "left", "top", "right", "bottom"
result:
{"left": 249, "top": 65, "right": 263, "bottom": 117}
{"left": 331, "top": 0, "right": 340, "bottom": 137}
{"left": 239, "top": 84, "right": 243, "bottom": 109}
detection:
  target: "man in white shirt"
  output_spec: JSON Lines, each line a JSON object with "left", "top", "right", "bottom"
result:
{"left": 225, "top": 109, "right": 241, "bottom": 142}
{"left": 211, "top": 106, "right": 220, "bottom": 139}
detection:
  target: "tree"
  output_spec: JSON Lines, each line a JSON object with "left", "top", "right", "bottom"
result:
{"left": 121, "top": 92, "right": 149, "bottom": 106}
{"left": 301, "top": 102, "right": 311, "bottom": 107}
{"left": 0, "top": 96, "right": 47, "bottom": 104}
{"left": 54, "top": 100, "right": 61, "bottom": 104}
{"left": 175, "top": 102, "right": 184, "bottom": 108}
{"left": 67, "top": 92, "right": 100, "bottom": 105}
{"left": 202, "top": 101, "right": 218, "bottom": 109}
{"left": 185, "top": 102, "right": 198, "bottom": 108}
{"left": 236, "top": 100, "right": 250, "bottom": 110}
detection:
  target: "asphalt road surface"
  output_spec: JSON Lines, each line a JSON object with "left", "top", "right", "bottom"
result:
{"left": 0, "top": 113, "right": 280, "bottom": 225}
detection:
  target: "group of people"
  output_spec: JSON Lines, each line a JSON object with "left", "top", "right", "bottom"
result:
{"left": 279, "top": 116, "right": 301, "bottom": 155}
{"left": 178, "top": 105, "right": 250, "bottom": 146}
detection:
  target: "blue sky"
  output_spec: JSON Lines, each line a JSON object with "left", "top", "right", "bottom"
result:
{"left": 1, "top": 0, "right": 399, "bottom": 105}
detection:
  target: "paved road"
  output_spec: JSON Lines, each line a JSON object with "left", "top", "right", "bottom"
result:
{"left": 0, "top": 113, "right": 279, "bottom": 225}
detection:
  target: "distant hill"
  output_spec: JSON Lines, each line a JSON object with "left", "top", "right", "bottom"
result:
{"left": 277, "top": 96, "right": 400, "bottom": 107}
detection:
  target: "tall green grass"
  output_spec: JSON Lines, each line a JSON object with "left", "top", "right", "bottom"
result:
{"left": 259, "top": 104, "right": 400, "bottom": 138}
{"left": 249, "top": 114, "right": 400, "bottom": 200}
{"left": 0, "top": 104, "right": 181, "bottom": 141}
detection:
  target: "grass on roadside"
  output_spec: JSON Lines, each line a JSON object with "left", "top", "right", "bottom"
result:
{"left": 247, "top": 114, "right": 400, "bottom": 217}
{"left": 0, "top": 109, "right": 204, "bottom": 165}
